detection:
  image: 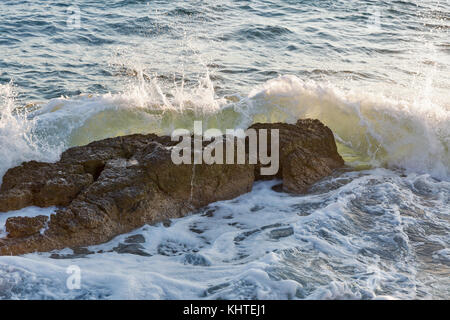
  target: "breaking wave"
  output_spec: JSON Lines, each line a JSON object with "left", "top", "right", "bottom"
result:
{"left": 1, "top": 74, "right": 448, "bottom": 182}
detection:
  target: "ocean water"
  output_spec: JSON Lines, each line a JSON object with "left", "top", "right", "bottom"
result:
{"left": 0, "top": 0, "right": 449, "bottom": 299}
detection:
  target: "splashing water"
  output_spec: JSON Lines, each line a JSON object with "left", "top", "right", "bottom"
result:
{"left": 2, "top": 73, "right": 448, "bottom": 182}
{"left": 0, "top": 83, "right": 61, "bottom": 181}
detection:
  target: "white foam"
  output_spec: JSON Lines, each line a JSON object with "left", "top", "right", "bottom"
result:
{"left": 0, "top": 171, "right": 448, "bottom": 299}
{"left": 0, "top": 83, "right": 61, "bottom": 183}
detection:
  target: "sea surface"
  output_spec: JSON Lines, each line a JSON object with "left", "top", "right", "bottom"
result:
{"left": 0, "top": 0, "right": 449, "bottom": 299}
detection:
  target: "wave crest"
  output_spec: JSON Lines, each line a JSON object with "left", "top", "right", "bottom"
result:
{"left": 0, "top": 75, "right": 448, "bottom": 181}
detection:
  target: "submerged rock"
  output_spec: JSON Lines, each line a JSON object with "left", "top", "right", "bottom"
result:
{"left": 49, "top": 247, "right": 94, "bottom": 259}
{"left": 269, "top": 227, "right": 294, "bottom": 239}
{"left": 111, "top": 243, "right": 151, "bottom": 257}
{"left": 124, "top": 234, "right": 146, "bottom": 244}
{"left": 183, "top": 253, "right": 212, "bottom": 266}
{"left": 0, "top": 119, "right": 343, "bottom": 255}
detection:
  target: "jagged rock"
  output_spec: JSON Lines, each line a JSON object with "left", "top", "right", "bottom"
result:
{"left": 5, "top": 215, "right": 48, "bottom": 238}
{"left": 0, "top": 161, "right": 93, "bottom": 210}
{"left": 250, "top": 119, "right": 344, "bottom": 193}
{"left": 0, "top": 119, "right": 344, "bottom": 255}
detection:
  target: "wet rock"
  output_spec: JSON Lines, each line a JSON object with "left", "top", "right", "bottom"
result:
{"left": 124, "top": 234, "right": 145, "bottom": 244}
{"left": 157, "top": 240, "right": 195, "bottom": 256}
{"left": 162, "top": 219, "right": 172, "bottom": 227}
{"left": 271, "top": 183, "right": 283, "bottom": 193}
{"left": 250, "top": 119, "right": 344, "bottom": 193}
{"left": 201, "top": 208, "right": 216, "bottom": 217}
{"left": 0, "top": 161, "right": 93, "bottom": 210}
{"left": 260, "top": 223, "right": 285, "bottom": 230}
{"left": 234, "top": 229, "right": 260, "bottom": 243}
{"left": 112, "top": 243, "right": 151, "bottom": 257}
{"left": 183, "top": 253, "right": 211, "bottom": 266}
{"left": 5, "top": 215, "right": 48, "bottom": 238}
{"left": 189, "top": 224, "right": 205, "bottom": 234}
{"left": 269, "top": 226, "right": 294, "bottom": 239}
{"left": 0, "top": 119, "right": 343, "bottom": 255}
{"left": 73, "top": 247, "right": 94, "bottom": 255}
{"left": 49, "top": 247, "right": 94, "bottom": 259}
{"left": 297, "top": 212, "right": 311, "bottom": 217}
{"left": 250, "top": 205, "right": 264, "bottom": 212}
{"left": 203, "top": 282, "right": 231, "bottom": 297}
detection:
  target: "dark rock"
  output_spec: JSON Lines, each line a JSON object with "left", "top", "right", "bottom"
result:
{"left": 189, "top": 225, "right": 205, "bottom": 234}
{"left": 261, "top": 223, "right": 285, "bottom": 230}
{"left": 72, "top": 247, "right": 95, "bottom": 255}
{"left": 183, "top": 253, "right": 211, "bottom": 266}
{"left": 112, "top": 243, "right": 151, "bottom": 256}
{"left": 157, "top": 240, "right": 194, "bottom": 256}
{"left": 234, "top": 229, "right": 260, "bottom": 243}
{"left": 250, "top": 205, "right": 264, "bottom": 212}
{"left": 201, "top": 208, "right": 216, "bottom": 217}
{"left": 162, "top": 219, "right": 172, "bottom": 227}
{"left": 124, "top": 234, "right": 146, "bottom": 244}
{"left": 271, "top": 183, "right": 284, "bottom": 193}
{"left": 0, "top": 161, "right": 93, "bottom": 210}
{"left": 269, "top": 227, "right": 294, "bottom": 239}
{"left": 250, "top": 119, "right": 344, "bottom": 193}
{"left": 49, "top": 247, "right": 94, "bottom": 259}
{"left": 203, "top": 282, "right": 231, "bottom": 296}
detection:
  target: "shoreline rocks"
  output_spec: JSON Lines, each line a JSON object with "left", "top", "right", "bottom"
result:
{"left": 0, "top": 119, "right": 344, "bottom": 255}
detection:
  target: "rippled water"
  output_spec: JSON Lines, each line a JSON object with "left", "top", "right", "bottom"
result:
{"left": 0, "top": 0, "right": 449, "bottom": 299}
{"left": 1, "top": 0, "right": 449, "bottom": 101}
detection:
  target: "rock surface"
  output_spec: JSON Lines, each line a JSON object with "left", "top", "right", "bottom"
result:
{"left": 111, "top": 243, "right": 151, "bottom": 257}
{"left": 0, "top": 119, "right": 344, "bottom": 255}
{"left": 0, "top": 162, "right": 93, "bottom": 211}
{"left": 250, "top": 120, "right": 344, "bottom": 193}
{"left": 5, "top": 215, "right": 48, "bottom": 238}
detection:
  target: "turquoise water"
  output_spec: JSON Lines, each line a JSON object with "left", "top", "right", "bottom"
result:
{"left": 0, "top": 0, "right": 449, "bottom": 299}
